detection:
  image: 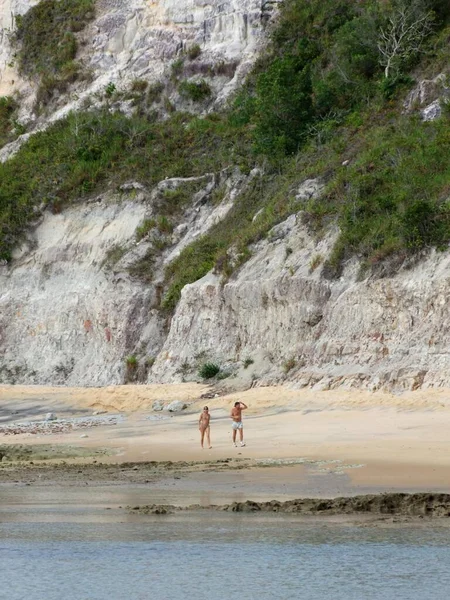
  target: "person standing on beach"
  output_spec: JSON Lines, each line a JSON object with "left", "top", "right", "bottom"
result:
{"left": 198, "top": 406, "right": 212, "bottom": 449}
{"left": 231, "top": 401, "right": 247, "bottom": 447}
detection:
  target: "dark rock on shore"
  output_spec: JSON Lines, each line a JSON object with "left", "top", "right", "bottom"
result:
{"left": 224, "top": 494, "right": 450, "bottom": 516}
{"left": 129, "top": 494, "right": 450, "bottom": 518}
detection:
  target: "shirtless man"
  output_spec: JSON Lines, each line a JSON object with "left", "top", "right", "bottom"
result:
{"left": 230, "top": 401, "right": 247, "bottom": 447}
{"left": 198, "top": 406, "right": 212, "bottom": 449}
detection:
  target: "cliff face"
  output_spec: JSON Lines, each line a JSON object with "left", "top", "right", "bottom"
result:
{"left": 3, "top": 173, "right": 450, "bottom": 391}
{"left": 1, "top": 0, "right": 450, "bottom": 391}
{"left": 153, "top": 211, "right": 450, "bottom": 393}
{"left": 0, "top": 170, "right": 256, "bottom": 385}
{"left": 0, "top": 0, "right": 268, "bottom": 124}
{"left": 0, "top": 197, "right": 151, "bottom": 385}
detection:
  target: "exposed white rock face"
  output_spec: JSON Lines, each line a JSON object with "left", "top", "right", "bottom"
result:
{"left": 0, "top": 0, "right": 269, "bottom": 126}
{"left": 3, "top": 171, "right": 450, "bottom": 392}
{"left": 150, "top": 206, "right": 450, "bottom": 393}
{"left": 404, "top": 74, "right": 450, "bottom": 121}
{"left": 0, "top": 169, "right": 251, "bottom": 385}
{"left": 421, "top": 99, "right": 442, "bottom": 122}
{"left": 90, "top": 0, "right": 266, "bottom": 104}
{"left": 0, "top": 198, "right": 153, "bottom": 385}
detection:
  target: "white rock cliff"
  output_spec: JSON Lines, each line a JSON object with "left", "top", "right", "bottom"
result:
{"left": 1, "top": 0, "right": 450, "bottom": 392}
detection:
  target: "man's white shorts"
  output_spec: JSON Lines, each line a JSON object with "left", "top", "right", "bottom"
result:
{"left": 232, "top": 421, "right": 243, "bottom": 430}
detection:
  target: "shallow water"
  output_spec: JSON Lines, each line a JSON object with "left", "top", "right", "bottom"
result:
{"left": 2, "top": 512, "right": 450, "bottom": 600}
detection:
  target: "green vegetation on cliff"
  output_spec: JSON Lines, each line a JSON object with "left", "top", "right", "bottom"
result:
{"left": 14, "top": 0, "right": 95, "bottom": 108}
{"left": 2, "top": 0, "right": 450, "bottom": 309}
{"left": 0, "top": 111, "right": 249, "bottom": 261}
{"left": 0, "top": 97, "right": 20, "bottom": 147}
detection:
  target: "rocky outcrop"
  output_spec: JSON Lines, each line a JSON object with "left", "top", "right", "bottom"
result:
{"left": 0, "top": 197, "right": 151, "bottom": 385}
{"left": 130, "top": 493, "right": 450, "bottom": 517}
{"left": 404, "top": 74, "right": 450, "bottom": 121}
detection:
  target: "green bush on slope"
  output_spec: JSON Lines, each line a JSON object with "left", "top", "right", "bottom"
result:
{"left": 15, "top": 0, "right": 94, "bottom": 77}
{"left": 235, "top": 0, "right": 449, "bottom": 158}
{"left": 0, "top": 97, "right": 20, "bottom": 148}
{"left": 319, "top": 116, "right": 450, "bottom": 274}
{"left": 14, "top": 0, "right": 95, "bottom": 107}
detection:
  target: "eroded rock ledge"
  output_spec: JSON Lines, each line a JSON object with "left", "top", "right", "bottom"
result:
{"left": 129, "top": 493, "right": 450, "bottom": 518}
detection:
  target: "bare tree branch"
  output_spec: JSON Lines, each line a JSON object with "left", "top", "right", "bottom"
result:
{"left": 377, "top": 0, "right": 434, "bottom": 78}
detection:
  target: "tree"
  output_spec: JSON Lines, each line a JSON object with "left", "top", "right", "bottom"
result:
{"left": 377, "top": 0, "right": 435, "bottom": 79}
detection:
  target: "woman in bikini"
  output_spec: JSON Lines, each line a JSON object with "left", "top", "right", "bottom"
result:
{"left": 198, "top": 406, "right": 212, "bottom": 449}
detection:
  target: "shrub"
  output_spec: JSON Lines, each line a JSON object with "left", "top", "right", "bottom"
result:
{"left": 213, "top": 61, "right": 239, "bottom": 77}
{"left": 179, "top": 80, "right": 212, "bottom": 102}
{"left": 0, "top": 96, "right": 18, "bottom": 148}
{"left": 126, "top": 355, "right": 138, "bottom": 368}
{"left": 103, "top": 244, "right": 127, "bottom": 267}
{"left": 125, "top": 354, "right": 139, "bottom": 383}
{"left": 187, "top": 44, "right": 202, "bottom": 60}
{"left": 282, "top": 357, "right": 296, "bottom": 374}
{"left": 105, "top": 82, "right": 116, "bottom": 98}
{"left": 161, "top": 237, "right": 220, "bottom": 311}
{"left": 243, "top": 357, "right": 254, "bottom": 369}
{"left": 198, "top": 362, "right": 220, "bottom": 379}
{"left": 171, "top": 58, "right": 184, "bottom": 79}
{"left": 160, "top": 181, "right": 205, "bottom": 213}
{"left": 250, "top": 49, "right": 315, "bottom": 156}
{"left": 156, "top": 215, "right": 173, "bottom": 234}
{"left": 128, "top": 248, "right": 156, "bottom": 282}
{"left": 147, "top": 82, "right": 165, "bottom": 105}
{"left": 309, "top": 254, "right": 323, "bottom": 272}
{"left": 179, "top": 361, "right": 191, "bottom": 376}
{"left": 131, "top": 79, "right": 148, "bottom": 93}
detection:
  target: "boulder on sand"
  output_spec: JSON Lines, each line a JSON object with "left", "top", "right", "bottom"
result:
{"left": 165, "top": 401, "right": 188, "bottom": 413}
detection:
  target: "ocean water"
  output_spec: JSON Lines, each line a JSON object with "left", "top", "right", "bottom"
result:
{"left": 2, "top": 513, "right": 450, "bottom": 600}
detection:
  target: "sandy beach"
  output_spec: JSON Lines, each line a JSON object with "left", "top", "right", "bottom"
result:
{"left": 1, "top": 383, "right": 450, "bottom": 506}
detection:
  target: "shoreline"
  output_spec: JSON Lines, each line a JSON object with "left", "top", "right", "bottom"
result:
{"left": 2, "top": 383, "right": 450, "bottom": 510}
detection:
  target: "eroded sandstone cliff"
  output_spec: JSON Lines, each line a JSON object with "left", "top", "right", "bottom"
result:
{"left": 1, "top": 0, "right": 450, "bottom": 392}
